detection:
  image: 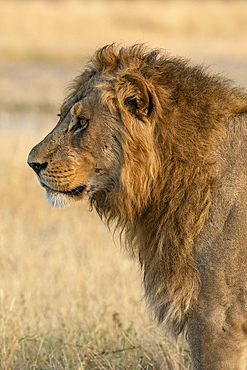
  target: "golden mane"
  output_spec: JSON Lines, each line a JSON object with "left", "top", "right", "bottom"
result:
{"left": 66, "top": 45, "right": 247, "bottom": 335}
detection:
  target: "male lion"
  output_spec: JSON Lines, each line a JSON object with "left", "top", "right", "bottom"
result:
{"left": 28, "top": 45, "right": 247, "bottom": 369}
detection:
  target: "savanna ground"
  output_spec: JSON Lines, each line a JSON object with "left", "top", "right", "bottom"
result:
{"left": 1, "top": 1, "right": 247, "bottom": 368}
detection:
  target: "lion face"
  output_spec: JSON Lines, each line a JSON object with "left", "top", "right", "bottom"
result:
{"left": 28, "top": 85, "right": 122, "bottom": 208}
{"left": 28, "top": 60, "right": 157, "bottom": 210}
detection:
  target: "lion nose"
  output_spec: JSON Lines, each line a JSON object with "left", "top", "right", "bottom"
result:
{"left": 27, "top": 160, "right": 48, "bottom": 175}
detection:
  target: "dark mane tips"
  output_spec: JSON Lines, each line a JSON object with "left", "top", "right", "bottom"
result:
{"left": 91, "top": 44, "right": 163, "bottom": 74}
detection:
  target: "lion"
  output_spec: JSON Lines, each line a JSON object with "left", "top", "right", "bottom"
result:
{"left": 28, "top": 44, "right": 247, "bottom": 369}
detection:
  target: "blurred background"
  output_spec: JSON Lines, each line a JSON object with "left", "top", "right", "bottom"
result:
{"left": 0, "top": 1, "right": 246, "bottom": 368}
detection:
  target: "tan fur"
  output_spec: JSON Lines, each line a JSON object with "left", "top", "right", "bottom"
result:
{"left": 28, "top": 45, "right": 247, "bottom": 368}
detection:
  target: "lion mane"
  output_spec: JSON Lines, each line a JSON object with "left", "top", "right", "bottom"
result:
{"left": 64, "top": 45, "right": 247, "bottom": 335}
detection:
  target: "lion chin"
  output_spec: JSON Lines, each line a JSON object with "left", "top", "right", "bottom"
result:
{"left": 45, "top": 188, "right": 88, "bottom": 209}
{"left": 45, "top": 189, "right": 71, "bottom": 209}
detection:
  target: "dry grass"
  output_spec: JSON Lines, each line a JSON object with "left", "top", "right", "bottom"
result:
{"left": 0, "top": 123, "right": 191, "bottom": 368}
{"left": 1, "top": 0, "right": 247, "bottom": 368}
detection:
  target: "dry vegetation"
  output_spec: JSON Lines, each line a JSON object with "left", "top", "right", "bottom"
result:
{"left": 1, "top": 0, "right": 247, "bottom": 368}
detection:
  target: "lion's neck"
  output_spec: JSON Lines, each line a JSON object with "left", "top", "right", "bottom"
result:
{"left": 90, "top": 155, "right": 212, "bottom": 335}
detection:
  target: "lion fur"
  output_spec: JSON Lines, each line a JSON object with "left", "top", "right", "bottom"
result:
{"left": 60, "top": 45, "right": 247, "bottom": 335}
{"left": 30, "top": 44, "right": 247, "bottom": 338}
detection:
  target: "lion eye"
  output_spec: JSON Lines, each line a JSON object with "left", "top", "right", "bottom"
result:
{"left": 79, "top": 118, "right": 89, "bottom": 128}
{"left": 72, "top": 118, "right": 89, "bottom": 132}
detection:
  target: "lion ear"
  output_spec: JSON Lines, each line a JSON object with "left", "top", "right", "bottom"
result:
{"left": 118, "top": 74, "right": 154, "bottom": 120}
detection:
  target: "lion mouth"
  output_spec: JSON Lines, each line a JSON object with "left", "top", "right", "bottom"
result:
{"left": 62, "top": 185, "right": 87, "bottom": 196}
{"left": 40, "top": 181, "right": 87, "bottom": 197}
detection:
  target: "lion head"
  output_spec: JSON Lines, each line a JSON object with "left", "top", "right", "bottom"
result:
{"left": 28, "top": 45, "right": 247, "bottom": 338}
{"left": 27, "top": 83, "right": 123, "bottom": 209}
